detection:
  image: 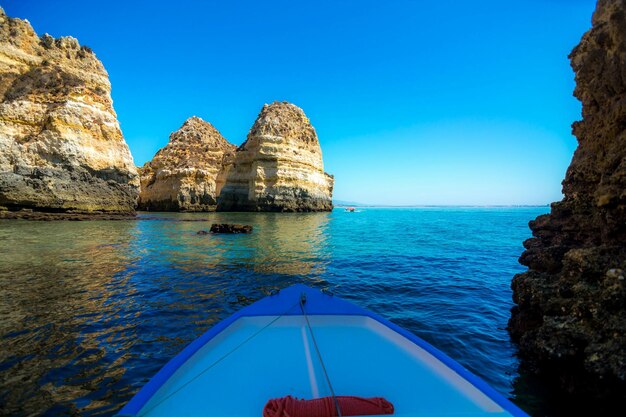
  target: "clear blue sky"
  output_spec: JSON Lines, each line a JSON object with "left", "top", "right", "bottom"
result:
{"left": 2, "top": 0, "right": 596, "bottom": 205}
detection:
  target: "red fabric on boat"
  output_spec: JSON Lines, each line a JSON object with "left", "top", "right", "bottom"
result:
{"left": 263, "top": 395, "right": 394, "bottom": 417}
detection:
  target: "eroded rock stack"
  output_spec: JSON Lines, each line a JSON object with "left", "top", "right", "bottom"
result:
{"left": 509, "top": 0, "right": 626, "bottom": 399}
{"left": 217, "top": 102, "right": 334, "bottom": 212}
{"left": 137, "top": 117, "right": 235, "bottom": 211}
{"left": 0, "top": 7, "right": 139, "bottom": 214}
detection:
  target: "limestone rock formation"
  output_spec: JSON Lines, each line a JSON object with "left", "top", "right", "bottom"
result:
{"left": 217, "top": 102, "right": 334, "bottom": 212}
{"left": 137, "top": 117, "right": 236, "bottom": 211}
{"left": 509, "top": 0, "right": 626, "bottom": 400}
{"left": 0, "top": 7, "right": 138, "bottom": 214}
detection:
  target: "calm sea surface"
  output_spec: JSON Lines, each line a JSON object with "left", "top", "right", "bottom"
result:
{"left": 0, "top": 207, "right": 550, "bottom": 416}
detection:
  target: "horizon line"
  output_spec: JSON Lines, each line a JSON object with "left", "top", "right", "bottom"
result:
{"left": 332, "top": 203, "right": 551, "bottom": 208}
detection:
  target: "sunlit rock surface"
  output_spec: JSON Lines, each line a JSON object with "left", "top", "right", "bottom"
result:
{"left": 0, "top": 7, "right": 138, "bottom": 214}
{"left": 138, "top": 117, "right": 235, "bottom": 211}
{"left": 509, "top": 0, "right": 626, "bottom": 400}
{"left": 217, "top": 101, "right": 334, "bottom": 212}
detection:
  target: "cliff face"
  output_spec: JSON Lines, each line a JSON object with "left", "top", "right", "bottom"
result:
{"left": 217, "top": 102, "right": 334, "bottom": 212}
{"left": 0, "top": 8, "right": 138, "bottom": 213}
{"left": 137, "top": 117, "right": 236, "bottom": 211}
{"left": 509, "top": 0, "right": 626, "bottom": 398}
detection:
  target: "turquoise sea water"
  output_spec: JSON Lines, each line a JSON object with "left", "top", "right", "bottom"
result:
{"left": 0, "top": 207, "right": 549, "bottom": 416}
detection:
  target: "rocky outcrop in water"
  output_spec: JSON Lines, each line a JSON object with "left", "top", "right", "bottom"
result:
{"left": 209, "top": 223, "right": 253, "bottom": 234}
{"left": 137, "top": 117, "right": 236, "bottom": 211}
{"left": 217, "top": 102, "right": 334, "bottom": 212}
{"left": 509, "top": 0, "right": 626, "bottom": 401}
{"left": 0, "top": 7, "right": 139, "bottom": 214}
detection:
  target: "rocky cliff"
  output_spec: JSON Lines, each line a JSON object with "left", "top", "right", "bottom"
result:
{"left": 137, "top": 117, "right": 236, "bottom": 211}
{"left": 0, "top": 7, "right": 138, "bottom": 214}
{"left": 509, "top": 0, "right": 626, "bottom": 401}
{"left": 217, "top": 102, "right": 334, "bottom": 212}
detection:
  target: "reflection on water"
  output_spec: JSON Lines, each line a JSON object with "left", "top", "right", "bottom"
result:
{"left": 0, "top": 212, "right": 331, "bottom": 416}
{"left": 246, "top": 213, "right": 331, "bottom": 275}
{"left": 0, "top": 221, "right": 139, "bottom": 416}
{"left": 1, "top": 208, "right": 551, "bottom": 416}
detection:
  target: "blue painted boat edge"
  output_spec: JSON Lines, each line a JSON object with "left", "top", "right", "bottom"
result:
{"left": 283, "top": 285, "right": 529, "bottom": 417}
{"left": 362, "top": 308, "right": 529, "bottom": 417}
{"left": 115, "top": 305, "right": 258, "bottom": 416}
{"left": 116, "top": 288, "right": 303, "bottom": 416}
{"left": 116, "top": 284, "right": 529, "bottom": 417}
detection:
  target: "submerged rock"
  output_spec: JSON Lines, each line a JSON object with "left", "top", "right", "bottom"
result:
{"left": 0, "top": 7, "right": 139, "bottom": 214}
{"left": 209, "top": 223, "right": 253, "bottom": 234}
{"left": 138, "top": 117, "right": 236, "bottom": 211}
{"left": 509, "top": 0, "right": 626, "bottom": 401}
{"left": 217, "top": 102, "right": 334, "bottom": 212}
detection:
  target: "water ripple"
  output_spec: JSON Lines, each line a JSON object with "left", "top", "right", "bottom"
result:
{"left": 0, "top": 208, "right": 546, "bottom": 416}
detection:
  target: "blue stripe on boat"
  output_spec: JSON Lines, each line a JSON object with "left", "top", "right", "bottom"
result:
{"left": 117, "top": 284, "right": 529, "bottom": 417}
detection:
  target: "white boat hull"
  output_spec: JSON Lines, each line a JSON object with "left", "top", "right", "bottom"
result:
{"left": 118, "top": 285, "right": 528, "bottom": 417}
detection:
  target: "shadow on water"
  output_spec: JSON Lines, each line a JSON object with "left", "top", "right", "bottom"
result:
{"left": 510, "top": 362, "right": 626, "bottom": 417}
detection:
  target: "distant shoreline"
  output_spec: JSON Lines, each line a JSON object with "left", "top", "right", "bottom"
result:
{"left": 0, "top": 205, "right": 551, "bottom": 221}
{"left": 333, "top": 204, "right": 550, "bottom": 208}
